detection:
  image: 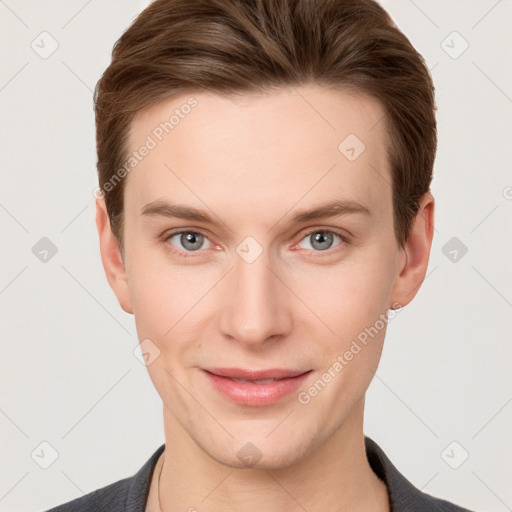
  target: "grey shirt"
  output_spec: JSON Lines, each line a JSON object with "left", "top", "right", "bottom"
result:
{"left": 42, "top": 436, "right": 474, "bottom": 511}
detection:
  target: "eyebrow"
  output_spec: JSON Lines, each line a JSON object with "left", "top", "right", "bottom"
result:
{"left": 140, "top": 199, "right": 371, "bottom": 225}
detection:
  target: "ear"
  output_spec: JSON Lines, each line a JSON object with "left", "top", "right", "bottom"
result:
{"left": 95, "top": 198, "right": 133, "bottom": 314}
{"left": 390, "top": 191, "right": 435, "bottom": 308}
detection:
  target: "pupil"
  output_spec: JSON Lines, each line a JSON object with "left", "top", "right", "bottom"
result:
{"left": 312, "top": 232, "right": 332, "bottom": 250}
{"left": 183, "top": 232, "right": 202, "bottom": 250}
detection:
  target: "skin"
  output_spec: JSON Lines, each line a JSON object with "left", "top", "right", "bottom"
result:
{"left": 96, "top": 84, "right": 434, "bottom": 512}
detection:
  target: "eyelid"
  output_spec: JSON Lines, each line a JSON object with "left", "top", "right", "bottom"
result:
{"left": 162, "top": 228, "right": 216, "bottom": 257}
{"left": 292, "top": 226, "right": 349, "bottom": 254}
{"left": 161, "top": 226, "right": 350, "bottom": 257}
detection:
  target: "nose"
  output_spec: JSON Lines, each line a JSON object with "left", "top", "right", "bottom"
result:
{"left": 218, "top": 247, "right": 292, "bottom": 348}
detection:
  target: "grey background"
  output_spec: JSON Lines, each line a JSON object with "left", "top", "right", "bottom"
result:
{"left": 0, "top": 0, "right": 511, "bottom": 511}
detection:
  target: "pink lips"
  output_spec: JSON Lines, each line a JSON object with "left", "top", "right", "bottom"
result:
{"left": 202, "top": 367, "right": 313, "bottom": 406}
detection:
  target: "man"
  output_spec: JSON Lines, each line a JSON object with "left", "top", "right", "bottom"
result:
{"left": 44, "top": 0, "right": 475, "bottom": 510}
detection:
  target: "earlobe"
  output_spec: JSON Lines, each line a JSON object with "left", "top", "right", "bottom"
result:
{"left": 95, "top": 198, "right": 133, "bottom": 314}
{"left": 389, "top": 192, "right": 435, "bottom": 308}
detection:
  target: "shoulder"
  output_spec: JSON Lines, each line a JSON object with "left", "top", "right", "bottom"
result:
{"left": 40, "top": 444, "right": 165, "bottom": 512}
{"left": 41, "top": 478, "right": 131, "bottom": 512}
{"left": 40, "top": 477, "right": 131, "bottom": 512}
{"left": 364, "top": 437, "right": 476, "bottom": 512}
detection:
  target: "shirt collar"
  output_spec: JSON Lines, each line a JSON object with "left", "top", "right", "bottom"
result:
{"left": 125, "top": 437, "right": 470, "bottom": 512}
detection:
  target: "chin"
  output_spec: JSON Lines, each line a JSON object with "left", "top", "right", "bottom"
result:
{"left": 218, "top": 446, "right": 305, "bottom": 471}
{"left": 200, "top": 429, "right": 314, "bottom": 471}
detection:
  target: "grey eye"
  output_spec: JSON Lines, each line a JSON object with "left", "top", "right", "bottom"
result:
{"left": 169, "top": 232, "right": 210, "bottom": 251}
{"left": 299, "top": 231, "right": 342, "bottom": 251}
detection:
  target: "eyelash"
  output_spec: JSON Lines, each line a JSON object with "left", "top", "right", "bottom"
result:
{"left": 161, "top": 228, "right": 349, "bottom": 259}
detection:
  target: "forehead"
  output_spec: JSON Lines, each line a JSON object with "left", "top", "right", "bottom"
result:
{"left": 125, "top": 85, "right": 391, "bottom": 223}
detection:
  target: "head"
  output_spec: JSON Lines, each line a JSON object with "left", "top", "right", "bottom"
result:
{"left": 95, "top": 0, "right": 436, "bottom": 469}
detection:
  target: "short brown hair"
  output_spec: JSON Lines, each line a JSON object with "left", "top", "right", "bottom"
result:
{"left": 94, "top": 0, "right": 436, "bottom": 251}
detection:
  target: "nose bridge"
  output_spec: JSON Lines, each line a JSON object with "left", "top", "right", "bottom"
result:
{"left": 219, "top": 241, "right": 291, "bottom": 345}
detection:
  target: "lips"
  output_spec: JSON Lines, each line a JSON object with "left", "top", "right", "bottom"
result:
{"left": 201, "top": 367, "right": 314, "bottom": 406}
{"left": 231, "top": 377, "right": 277, "bottom": 385}
{"left": 203, "top": 367, "right": 309, "bottom": 381}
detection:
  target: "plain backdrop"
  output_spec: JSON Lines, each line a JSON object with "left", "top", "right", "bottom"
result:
{"left": 0, "top": 1, "right": 511, "bottom": 511}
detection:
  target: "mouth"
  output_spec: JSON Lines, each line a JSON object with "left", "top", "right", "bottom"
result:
{"left": 203, "top": 367, "right": 310, "bottom": 380}
{"left": 201, "top": 367, "right": 314, "bottom": 406}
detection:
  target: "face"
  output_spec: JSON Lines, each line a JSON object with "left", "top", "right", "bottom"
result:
{"left": 97, "top": 84, "right": 433, "bottom": 470}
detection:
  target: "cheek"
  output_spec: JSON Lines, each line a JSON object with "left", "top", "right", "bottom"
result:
{"left": 294, "top": 256, "right": 395, "bottom": 335}
{"left": 125, "top": 246, "right": 180, "bottom": 335}
{"left": 125, "top": 245, "right": 218, "bottom": 351}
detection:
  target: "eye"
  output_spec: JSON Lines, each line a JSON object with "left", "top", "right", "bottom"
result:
{"left": 165, "top": 230, "right": 214, "bottom": 255}
{"left": 162, "top": 227, "right": 348, "bottom": 258}
{"left": 297, "top": 229, "right": 346, "bottom": 253}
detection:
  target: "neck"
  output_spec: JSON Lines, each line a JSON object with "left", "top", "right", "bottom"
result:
{"left": 157, "top": 400, "right": 389, "bottom": 512}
